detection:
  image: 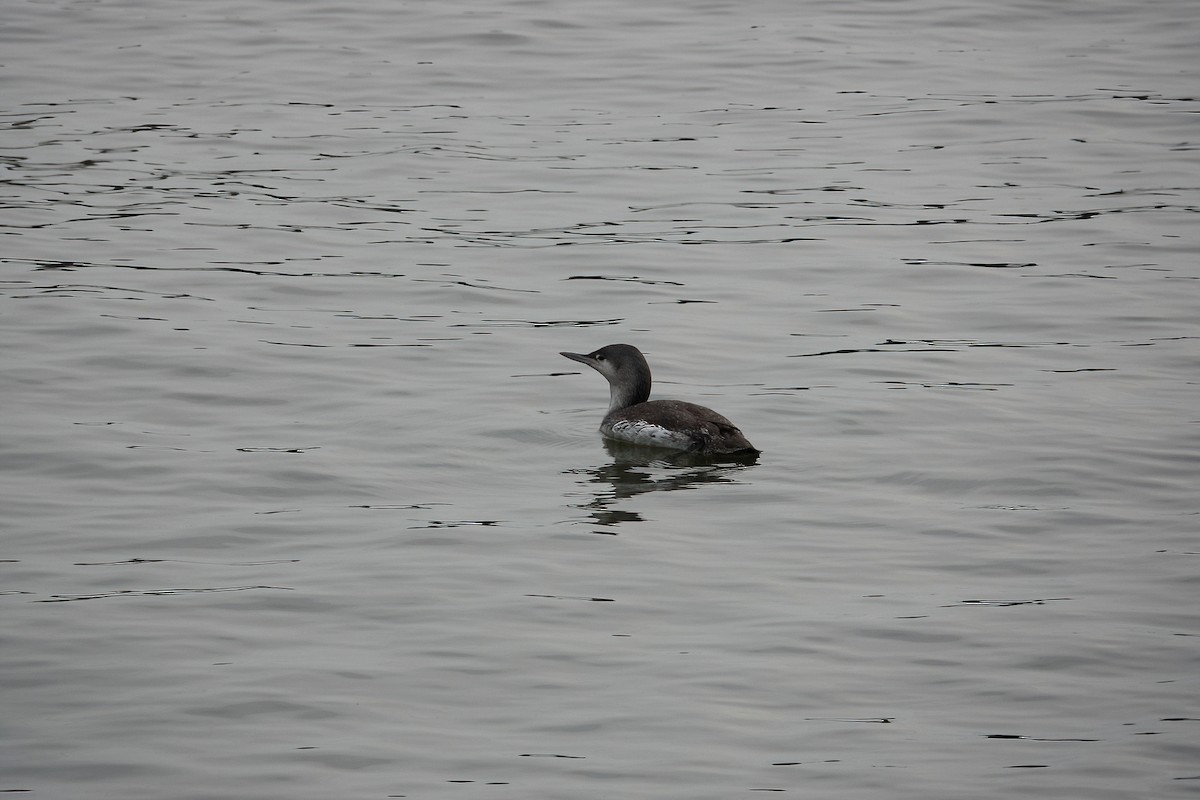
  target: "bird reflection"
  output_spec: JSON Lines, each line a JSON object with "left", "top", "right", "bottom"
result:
{"left": 566, "top": 439, "right": 759, "bottom": 531}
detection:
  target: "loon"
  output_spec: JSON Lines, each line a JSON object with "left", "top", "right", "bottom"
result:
{"left": 560, "top": 343, "right": 758, "bottom": 455}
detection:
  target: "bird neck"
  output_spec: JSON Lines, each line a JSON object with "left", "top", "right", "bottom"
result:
{"left": 607, "top": 373, "right": 651, "bottom": 412}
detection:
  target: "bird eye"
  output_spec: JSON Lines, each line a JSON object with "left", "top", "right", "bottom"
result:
{"left": 595, "top": 355, "right": 605, "bottom": 362}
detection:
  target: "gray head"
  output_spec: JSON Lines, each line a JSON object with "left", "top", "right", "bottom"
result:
{"left": 560, "top": 343, "right": 652, "bottom": 412}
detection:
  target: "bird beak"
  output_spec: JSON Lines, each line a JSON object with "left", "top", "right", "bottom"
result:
{"left": 560, "top": 351, "right": 593, "bottom": 366}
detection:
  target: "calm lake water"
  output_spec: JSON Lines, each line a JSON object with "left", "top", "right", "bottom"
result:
{"left": 3, "top": 0, "right": 1198, "bottom": 798}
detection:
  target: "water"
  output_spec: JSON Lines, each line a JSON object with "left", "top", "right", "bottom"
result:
{"left": 3, "top": 0, "right": 1198, "bottom": 797}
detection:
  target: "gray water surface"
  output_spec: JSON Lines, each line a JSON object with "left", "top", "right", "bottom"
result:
{"left": 3, "top": 0, "right": 1198, "bottom": 798}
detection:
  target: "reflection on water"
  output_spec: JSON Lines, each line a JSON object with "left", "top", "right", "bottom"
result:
{"left": 566, "top": 439, "right": 759, "bottom": 530}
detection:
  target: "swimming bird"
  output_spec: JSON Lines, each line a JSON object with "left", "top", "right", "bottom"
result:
{"left": 560, "top": 343, "right": 758, "bottom": 454}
